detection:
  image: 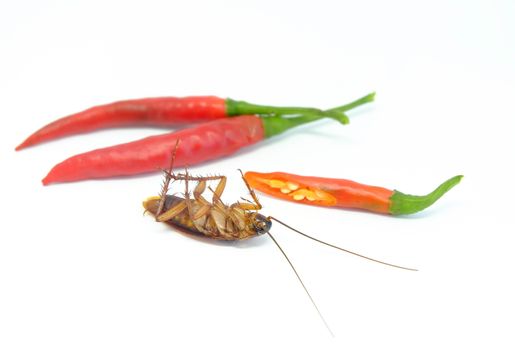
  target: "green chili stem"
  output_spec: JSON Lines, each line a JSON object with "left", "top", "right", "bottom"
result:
{"left": 226, "top": 99, "right": 323, "bottom": 116}
{"left": 262, "top": 113, "right": 347, "bottom": 138}
{"left": 389, "top": 175, "right": 463, "bottom": 215}
{"left": 321, "top": 92, "right": 375, "bottom": 123}
{"left": 326, "top": 92, "right": 376, "bottom": 113}
{"left": 301, "top": 92, "right": 375, "bottom": 123}
{"left": 226, "top": 92, "right": 375, "bottom": 119}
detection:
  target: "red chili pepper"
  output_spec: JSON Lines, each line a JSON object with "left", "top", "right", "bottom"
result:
{"left": 243, "top": 171, "right": 463, "bottom": 215}
{"left": 42, "top": 114, "right": 339, "bottom": 185}
{"left": 16, "top": 95, "right": 355, "bottom": 150}
{"left": 41, "top": 93, "right": 374, "bottom": 185}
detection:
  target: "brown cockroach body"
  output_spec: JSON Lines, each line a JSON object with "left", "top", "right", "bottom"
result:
{"left": 143, "top": 172, "right": 272, "bottom": 241}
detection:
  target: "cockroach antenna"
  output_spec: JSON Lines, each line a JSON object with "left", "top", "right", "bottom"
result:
{"left": 269, "top": 216, "right": 417, "bottom": 271}
{"left": 267, "top": 231, "right": 335, "bottom": 337}
{"left": 264, "top": 217, "right": 416, "bottom": 336}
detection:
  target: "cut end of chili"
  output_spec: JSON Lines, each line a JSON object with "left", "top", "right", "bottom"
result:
{"left": 389, "top": 175, "right": 463, "bottom": 215}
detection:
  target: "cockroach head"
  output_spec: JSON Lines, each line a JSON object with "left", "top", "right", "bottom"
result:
{"left": 253, "top": 214, "right": 272, "bottom": 235}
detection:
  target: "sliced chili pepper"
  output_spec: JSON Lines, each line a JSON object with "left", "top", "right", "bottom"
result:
{"left": 243, "top": 171, "right": 463, "bottom": 215}
{"left": 16, "top": 94, "right": 367, "bottom": 150}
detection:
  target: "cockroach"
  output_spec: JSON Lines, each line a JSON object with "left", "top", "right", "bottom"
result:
{"left": 142, "top": 142, "right": 416, "bottom": 336}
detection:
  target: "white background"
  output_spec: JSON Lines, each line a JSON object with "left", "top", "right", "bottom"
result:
{"left": 1, "top": 0, "right": 514, "bottom": 349}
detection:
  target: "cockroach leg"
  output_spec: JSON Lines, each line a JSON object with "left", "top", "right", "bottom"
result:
{"left": 156, "top": 200, "right": 188, "bottom": 222}
{"left": 193, "top": 181, "right": 209, "bottom": 204}
{"left": 189, "top": 180, "right": 213, "bottom": 220}
{"left": 156, "top": 139, "right": 180, "bottom": 218}
{"left": 156, "top": 169, "right": 172, "bottom": 218}
{"left": 230, "top": 202, "right": 261, "bottom": 211}
{"left": 211, "top": 176, "right": 227, "bottom": 205}
{"left": 180, "top": 168, "right": 199, "bottom": 229}
{"left": 191, "top": 204, "right": 211, "bottom": 221}
{"left": 238, "top": 169, "right": 262, "bottom": 210}
{"left": 208, "top": 185, "right": 225, "bottom": 207}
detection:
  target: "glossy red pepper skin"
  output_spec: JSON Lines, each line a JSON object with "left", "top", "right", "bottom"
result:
{"left": 17, "top": 92, "right": 374, "bottom": 151}
{"left": 244, "top": 171, "right": 393, "bottom": 214}
{"left": 42, "top": 115, "right": 264, "bottom": 185}
{"left": 16, "top": 96, "right": 227, "bottom": 150}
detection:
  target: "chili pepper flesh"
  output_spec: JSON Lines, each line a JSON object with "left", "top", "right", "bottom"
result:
{"left": 244, "top": 171, "right": 463, "bottom": 215}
